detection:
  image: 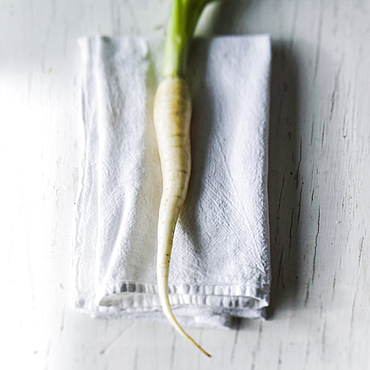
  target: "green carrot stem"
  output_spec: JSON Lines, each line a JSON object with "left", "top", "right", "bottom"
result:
{"left": 163, "top": 0, "right": 213, "bottom": 78}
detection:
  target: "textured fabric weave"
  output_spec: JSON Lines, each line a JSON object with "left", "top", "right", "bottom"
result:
{"left": 72, "top": 35, "right": 271, "bottom": 329}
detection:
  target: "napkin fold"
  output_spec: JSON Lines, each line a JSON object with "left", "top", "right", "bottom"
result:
{"left": 71, "top": 35, "right": 271, "bottom": 329}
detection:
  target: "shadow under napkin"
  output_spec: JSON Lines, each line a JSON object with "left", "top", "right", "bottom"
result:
{"left": 266, "top": 44, "right": 300, "bottom": 319}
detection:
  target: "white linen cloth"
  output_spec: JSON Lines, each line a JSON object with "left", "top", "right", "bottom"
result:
{"left": 71, "top": 35, "right": 271, "bottom": 329}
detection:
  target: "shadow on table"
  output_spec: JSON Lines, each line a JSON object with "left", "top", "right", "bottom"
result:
{"left": 210, "top": 0, "right": 301, "bottom": 326}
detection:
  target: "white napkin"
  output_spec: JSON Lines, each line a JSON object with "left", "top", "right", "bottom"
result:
{"left": 71, "top": 35, "right": 271, "bottom": 329}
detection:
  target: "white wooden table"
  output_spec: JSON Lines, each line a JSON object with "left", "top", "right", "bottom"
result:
{"left": 2, "top": 0, "right": 370, "bottom": 369}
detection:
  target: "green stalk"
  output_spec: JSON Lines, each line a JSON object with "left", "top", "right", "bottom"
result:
{"left": 163, "top": 0, "right": 213, "bottom": 78}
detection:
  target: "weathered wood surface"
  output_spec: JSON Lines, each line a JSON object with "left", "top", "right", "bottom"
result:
{"left": 1, "top": 0, "right": 370, "bottom": 369}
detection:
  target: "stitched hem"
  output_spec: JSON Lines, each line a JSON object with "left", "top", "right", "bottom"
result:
{"left": 98, "top": 282, "right": 269, "bottom": 312}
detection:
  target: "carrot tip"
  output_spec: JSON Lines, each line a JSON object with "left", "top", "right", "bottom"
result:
{"left": 196, "top": 344, "right": 212, "bottom": 357}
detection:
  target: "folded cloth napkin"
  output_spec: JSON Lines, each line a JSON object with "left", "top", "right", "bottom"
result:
{"left": 71, "top": 34, "right": 271, "bottom": 329}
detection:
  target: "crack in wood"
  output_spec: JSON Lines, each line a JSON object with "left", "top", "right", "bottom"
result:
{"left": 358, "top": 235, "right": 364, "bottom": 266}
{"left": 294, "top": 138, "right": 302, "bottom": 189}
{"left": 304, "top": 280, "right": 310, "bottom": 307}
{"left": 277, "top": 247, "right": 285, "bottom": 289}
{"left": 321, "top": 119, "right": 326, "bottom": 148}
{"left": 329, "top": 64, "right": 342, "bottom": 122}
{"left": 230, "top": 320, "right": 241, "bottom": 364}
{"left": 349, "top": 290, "right": 357, "bottom": 342}
{"left": 99, "top": 324, "right": 134, "bottom": 355}
{"left": 277, "top": 173, "right": 286, "bottom": 215}
{"left": 297, "top": 183, "right": 303, "bottom": 224}
{"left": 288, "top": 208, "right": 295, "bottom": 260}
{"left": 250, "top": 322, "right": 263, "bottom": 370}
{"left": 312, "top": 208, "right": 321, "bottom": 284}
{"left": 331, "top": 274, "right": 337, "bottom": 301}
{"left": 310, "top": 114, "right": 315, "bottom": 146}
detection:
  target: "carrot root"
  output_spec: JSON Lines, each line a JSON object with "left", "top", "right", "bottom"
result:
{"left": 153, "top": 76, "right": 211, "bottom": 357}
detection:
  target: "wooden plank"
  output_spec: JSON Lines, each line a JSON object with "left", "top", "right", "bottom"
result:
{"left": 1, "top": 0, "right": 370, "bottom": 369}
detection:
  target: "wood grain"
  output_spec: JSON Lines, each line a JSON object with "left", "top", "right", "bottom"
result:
{"left": 1, "top": 0, "right": 369, "bottom": 369}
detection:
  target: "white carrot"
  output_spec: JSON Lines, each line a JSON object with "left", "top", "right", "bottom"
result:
{"left": 153, "top": 0, "right": 215, "bottom": 357}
